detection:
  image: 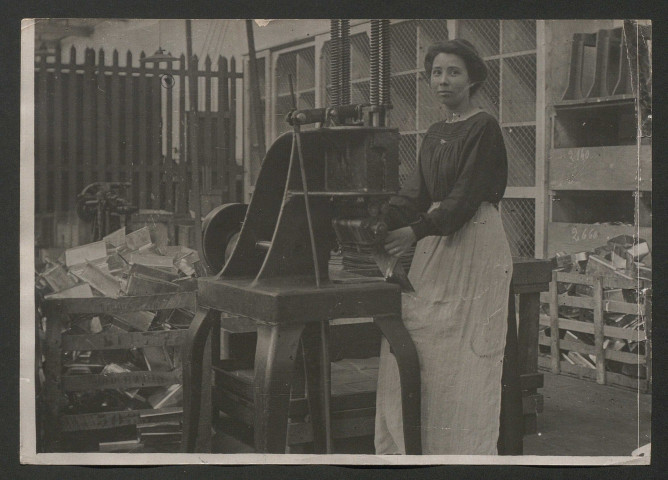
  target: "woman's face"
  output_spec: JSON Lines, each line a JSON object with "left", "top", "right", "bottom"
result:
{"left": 430, "top": 52, "right": 472, "bottom": 109}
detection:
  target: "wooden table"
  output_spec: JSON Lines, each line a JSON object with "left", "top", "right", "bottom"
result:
{"left": 183, "top": 257, "right": 551, "bottom": 455}
{"left": 501, "top": 257, "right": 553, "bottom": 453}
{"left": 181, "top": 276, "right": 422, "bottom": 454}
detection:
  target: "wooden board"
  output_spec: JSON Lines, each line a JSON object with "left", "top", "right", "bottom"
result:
{"left": 42, "top": 291, "right": 196, "bottom": 315}
{"left": 60, "top": 407, "right": 181, "bottom": 432}
{"left": 547, "top": 222, "right": 652, "bottom": 258}
{"left": 61, "top": 370, "right": 182, "bottom": 392}
{"left": 549, "top": 145, "right": 651, "bottom": 191}
{"left": 61, "top": 330, "right": 187, "bottom": 352}
{"left": 538, "top": 332, "right": 646, "bottom": 365}
{"left": 539, "top": 314, "right": 646, "bottom": 341}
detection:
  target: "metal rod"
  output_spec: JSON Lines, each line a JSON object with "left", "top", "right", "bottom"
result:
{"left": 320, "top": 320, "right": 332, "bottom": 453}
{"left": 293, "top": 126, "right": 321, "bottom": 289}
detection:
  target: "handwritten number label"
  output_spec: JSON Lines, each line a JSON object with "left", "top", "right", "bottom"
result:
{"left": 571, "top": 226, "right": 599, "bottom": 242}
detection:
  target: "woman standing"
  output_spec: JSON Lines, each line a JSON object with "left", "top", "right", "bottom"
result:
{"left": 375, "top": 39, "right": 513, "bottom": 455}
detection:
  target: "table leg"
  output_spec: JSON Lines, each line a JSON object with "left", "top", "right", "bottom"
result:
{"left": 518, "top": 291, "right": 541, "bottom": 434}
{"left": 253, "top": 322, "right": 306, "bottom": 453}
{"left": 182, "top": 306, "right": 219, "bottom": 453}
{"left": 373, "top": 314, "right": 422, "bottom": 455}
{"left": 44, "top": 313, "right": 65, "bottom": 452}
{"left": 498, "top": 289, "right": 523, "bottom": 455}
{"left": 300, "top": 322, "right": 330, "bottom": 453}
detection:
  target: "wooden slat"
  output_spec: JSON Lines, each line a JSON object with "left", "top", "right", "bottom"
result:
{"left": 137, "top": 52, "right": 148, "bottom": 209}
{"left": 165, "top": 63, "right": 174, "bottom": 211}
{"left": 67, "top": 46, "right": 79, "bottom": 211}
{"left": 53, "top": 44, "right": 64, "bottom": 213}
{"left": 539, "top": 333, "right": 646, "bottom": 365}
{"left": 538, "top": 356, "right": 649, "bottom": 392}
{"left": 228, "top": 56, "right": 237, "bottom": 202}
{"left": 124, "top": 51, "right": 135, "bottom": 196}
{"left": 82, "top": 47, "right": 95, "bottom": 188}
{"left": 96, "top": 48, "right": 108, "bottom": 181}
{"left": 42, "top": 291, "right": 196, "bottom": 315}
{"left": 61, "top": 329, "right": 187, "bottom": 351}
{"left": 555, "top": 270, "right": 643, "bottom": 290}
{"left": 556, "top": 293, "right": 592, "bottom": 309}
{"left": 606, "top": 299, "right": 644, "bottom": 316}
{"left": 203, "top": 56, "right": 213, "bottom": 192}
{"left": 549, "top": 277, "right": 560, "bottom": 373}
{"left": 217, "top": 56, "right": 229, "bottom": 194}
{"left": 151, "top": 60, "right": 161, "bottom": 208}
{"left": 177, "top": 54, "right": 187, "bottom": 215}
{"left": 556, "top": 293, "right": 645, "bottom": 316}
{"left": 60, "top": 407, "right": 181, "bottom": 432}
{"left": 109, "top": 50, "right": 121, "bottom": 182}
{"left": 37, "top": 52, "right": 48, "bottom": 214}
{"left": 539, "top": 314, "right": 646, "bottom": 341}
{"left": 62, "top": 370, "right": 182, "bottom": 392}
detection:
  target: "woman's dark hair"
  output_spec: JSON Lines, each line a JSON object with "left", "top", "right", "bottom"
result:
{"left": 424, "top": 39, "right": 488, "bottom": 96}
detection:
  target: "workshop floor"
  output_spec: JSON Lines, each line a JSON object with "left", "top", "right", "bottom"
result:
{"left": 212, "top": 369, "right": 651, "bottom": 457}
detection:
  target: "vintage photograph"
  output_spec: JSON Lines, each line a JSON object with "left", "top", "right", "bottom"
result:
{"left": 21, "top": 19, "right": 651, "bottom": 465}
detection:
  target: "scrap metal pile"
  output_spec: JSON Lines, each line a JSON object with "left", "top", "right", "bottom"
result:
{"left": 541, "top": 234, "right": 651, "bottom": 378}
{"left": 35, "top": 226, "right": 205, "bottom": 452}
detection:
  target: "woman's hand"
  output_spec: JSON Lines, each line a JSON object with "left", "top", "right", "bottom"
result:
{"left": 384, "top": 226, "right": 416, "bottom": 257}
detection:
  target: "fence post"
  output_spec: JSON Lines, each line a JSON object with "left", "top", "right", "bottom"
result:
{"left": 67, "top": 45, "right": 79, "bottom": 219}
{"left": 151, "top": 59, "right": 161, "bottom": 209}
{"left": 97, "top": 48, "right": 108, "bottom": 181}
{"left": 593, "top": 276, "right": 605, "bottom": 385}
{"left": 124, "top": 50, "right": 135, "bottom": 201}
{"left": 203, "top": 55, "right": 213, "bottom": 194}
{"left": 217, "top": 56, "right": 229, "bottom": 200}
{"left": 53, "top": 43, "right": 64, "bottom": 216}
{"left": 228, "top": 56, "right": 237, "bottom": 202}
{"left": 138, "top": 51, "right": 148, "bottom": 210}
{"left": 82, "top": 47, "right": 96, "bottom": 187}
{"left": 110, "top": 50, "right": 121, "bottom": 183}
{"left": 165, "top": 59, "right": 175, "bottom": 212}
{"left": 177, "top": 54, "right": 187, "bottom": 215}
{"left": 549, "top": 275, "right": 560, "bottom": 374}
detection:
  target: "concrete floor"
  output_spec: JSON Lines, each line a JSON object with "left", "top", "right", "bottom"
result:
{"left": 212, "top": 370, "right": 651, "bottom": 457}
{"left": 523, "top": 371, "right": 651, "bottom": 457}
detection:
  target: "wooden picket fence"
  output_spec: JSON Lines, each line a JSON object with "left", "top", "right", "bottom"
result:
{"left": 35, "top": 45, "right": 243, "bottom": 248}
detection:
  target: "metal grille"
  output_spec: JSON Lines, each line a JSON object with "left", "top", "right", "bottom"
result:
{"left": 504, "top": 126, "right": 535, "bottom": 187}
{"left": 502, "top": 20, "right": 536, "bottom": 53}
{"left": 460, "top": 20, "right": 538, "bottom": 256}
{"left": 459, "top": 20, "right": 500, "bottom": 57}
{"left": 274, "top": 47, "right": 315, "bottom": 137}
{"left": 501, "top": 54, "right": 536, "bottom": 123}
{"left": 500, "top": 198, "right": 535, "bottom": 257}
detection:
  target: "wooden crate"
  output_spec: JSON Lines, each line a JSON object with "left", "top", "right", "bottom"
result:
{"left": 538, "top": 271, "right": 651, "bottom": 393}
{"left": 40, "top": 292, "right": 198, "bottom": 452}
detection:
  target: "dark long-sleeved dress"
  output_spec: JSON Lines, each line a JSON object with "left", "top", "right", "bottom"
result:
{"left": 375, "top": 111, "right": 514, "bottom": 455}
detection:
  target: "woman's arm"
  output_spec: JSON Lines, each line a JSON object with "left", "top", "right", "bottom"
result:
{"left": 410, "top": 118, "right": 508, "bottom": 239}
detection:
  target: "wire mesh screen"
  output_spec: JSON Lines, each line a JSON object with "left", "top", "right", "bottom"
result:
{"left": 460, "top": 19, "right": 538, "bottom": 256}
{"left": 274, "top": 47, "right": 316, "bottom": 137}
{"left": 500, "top": 198, "right": 535, "bottom": 257}
{"left": 502, "top": 54, "right": 536, "bottom": 123}
{"left": 504, "top": 126, "right": 536, "bottom": 186}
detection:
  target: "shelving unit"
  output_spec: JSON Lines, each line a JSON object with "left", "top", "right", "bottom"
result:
{"left": 547, "top": 97, "right": 651, "bottom": 257}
